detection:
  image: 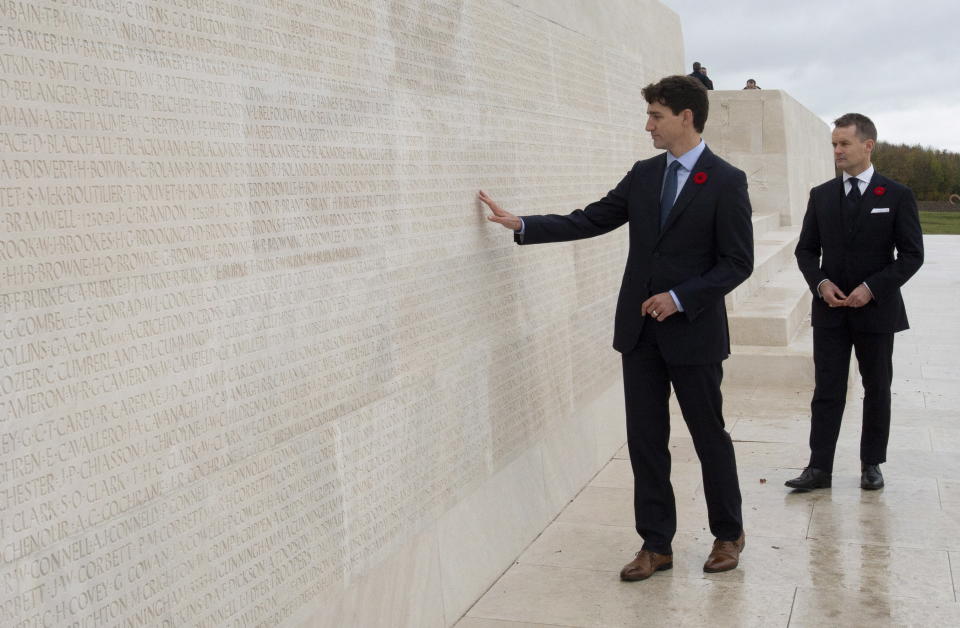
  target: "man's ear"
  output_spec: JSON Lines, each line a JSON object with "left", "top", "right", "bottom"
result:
{"left": 864, "top": 138, "right": 876, "bottom": 154}
{"left": 682, "top": 109, "right": 695, "bottom": 127}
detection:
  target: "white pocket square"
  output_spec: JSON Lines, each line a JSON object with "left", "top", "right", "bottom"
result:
{"left": 871, "top": 207, "right": 890, "bottom": 214}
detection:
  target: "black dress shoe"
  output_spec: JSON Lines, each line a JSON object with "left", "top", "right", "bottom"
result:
{"left": 861, "top": 464, "right": 884, "bottom": 490}
{"left": 784, "top": 467, "right": 832, "bottom": 490}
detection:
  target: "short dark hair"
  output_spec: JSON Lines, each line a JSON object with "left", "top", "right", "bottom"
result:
{"left": 746, "top": 79, "right": 756, "bottom": 84}
{"left": 642, "top": 75, "right": 709, "bottom": 133}
{"left": 692, "top": 61, "right": 701, "bottom": 71}
{"left": 833, "top": 113, "right": 877, "bottom": 142}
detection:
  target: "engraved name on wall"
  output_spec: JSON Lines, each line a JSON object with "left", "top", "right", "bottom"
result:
{"left": 1, "top": 1, "right": 646, "bottom": 625}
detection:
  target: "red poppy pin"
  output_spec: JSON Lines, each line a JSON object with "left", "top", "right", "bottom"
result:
{"left": 873, "top": 186, "right": 886, "bottom": 196}
{"left": 693, "top": 172, "right": 708, "bottom": 184}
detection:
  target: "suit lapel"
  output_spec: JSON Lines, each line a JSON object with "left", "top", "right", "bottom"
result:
{"left": 639, "top": 154, "right": 668, "bottom": 236}
{"left": 829, "top": 177, "right": 848, "bottom": 238}
{"left": 657, "top": 147, "right": 714, "bottom": 239}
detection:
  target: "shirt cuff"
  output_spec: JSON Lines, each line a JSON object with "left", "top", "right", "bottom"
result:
{"left": 816, "top": 279, "right": 829, "bottom": 298}
{"left": 669, "top": 290, "right": 684, "bottom": 312}
{"left": 862, "top": 282, "right": 874, "bottom": 299}
{"left": 515, "top": 218, "right": 525, "bottom": 236}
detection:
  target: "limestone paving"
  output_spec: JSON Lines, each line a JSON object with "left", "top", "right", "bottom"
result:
{"left": 459, "top": 236, "right": 960, "bottom": 627}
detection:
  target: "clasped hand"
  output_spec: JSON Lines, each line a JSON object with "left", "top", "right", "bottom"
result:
{"left": 820, "top": 280, "right": 873, "bottom": 308}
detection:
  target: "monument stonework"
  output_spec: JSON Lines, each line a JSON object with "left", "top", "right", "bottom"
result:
{"left": 1, "top": 1, "right": 683, "bottom": 625}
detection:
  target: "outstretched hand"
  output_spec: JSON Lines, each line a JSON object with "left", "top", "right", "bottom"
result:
{"left": 479, "top": 190, "right": 522, "bottom": 231}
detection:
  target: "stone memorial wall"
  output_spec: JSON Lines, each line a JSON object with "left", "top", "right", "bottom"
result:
{"left": 1, "top": 1, "right": 682, "bottom": 626}
{"left": 702, "top": 89, "right": 835, "bottom": 226}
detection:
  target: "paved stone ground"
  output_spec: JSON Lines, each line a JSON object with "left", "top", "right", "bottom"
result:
{"left": 456, "top": 235, "right": 960, "bottom": 627}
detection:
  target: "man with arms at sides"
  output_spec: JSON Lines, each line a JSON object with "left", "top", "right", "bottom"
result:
{"left": 786, "top": 113, "right": 923, "bottom": 491}
{"left": 478, "top": 75, "right": 753, "bottom": 580}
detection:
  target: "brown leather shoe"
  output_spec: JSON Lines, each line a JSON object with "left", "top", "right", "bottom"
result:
{"left": 620, "top": 549, "right": 673, "bottom": 581}
{"left": 703, "top": 532, "right": 745, "bottom": 573}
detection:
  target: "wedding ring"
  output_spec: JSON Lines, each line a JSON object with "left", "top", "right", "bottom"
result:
{"left": 651, "top": 310, "right": 659, "bottom": 317}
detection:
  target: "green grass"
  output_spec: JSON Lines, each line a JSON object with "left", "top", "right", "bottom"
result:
{"left": 919, "top": 211, "right": 960, "bottom": 234}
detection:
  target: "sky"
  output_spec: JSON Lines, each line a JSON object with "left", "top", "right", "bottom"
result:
{"left": 662, "top": 0, "right": 960, "bottom": 153}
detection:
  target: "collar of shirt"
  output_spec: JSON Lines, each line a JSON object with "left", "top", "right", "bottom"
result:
{"left": 666, "top": 139, "right": 706, "bottom": 173}
{"left": 843, "top": 165, "right": 874, "bottom": 194}
{"left": 664, "top": 140, "right": 706, "bottom": 202}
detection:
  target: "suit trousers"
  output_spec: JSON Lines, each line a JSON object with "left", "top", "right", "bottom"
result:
{"left": 621, "top": 320, "right": 743, "bottom": 555}
{"left": 809, "top": 322, "right": 895, "bottom": 472}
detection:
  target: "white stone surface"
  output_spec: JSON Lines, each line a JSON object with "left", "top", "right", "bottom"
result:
{"left": 461, "top": 237, "right": 960, "bottom": 628}
{"left": 0, "top": 1, "right": 845, "bottom": 625}
{"left": 703, "top": 90, "right": 835, "bottom": 226}
{"left": 0, "top": 1, "right": 681, "bottom": 627}
{"left": 710, "top": 92, "right": 836, "bottom": 386}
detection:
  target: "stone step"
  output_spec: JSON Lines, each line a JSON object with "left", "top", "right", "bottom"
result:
{"left": 726, "top": 325, "right": 814, "bottom": 387}
{"left": 728, "top": 265, "right": 810, "bottom": 346}
{"left": 726, "top": 324, "right": 860, "bottom": 392}
{"left": 751, "top": 212, "right": 781, "bottom": 240}
{"left": 727, "top": 226, "right": 800, "bottom": 308}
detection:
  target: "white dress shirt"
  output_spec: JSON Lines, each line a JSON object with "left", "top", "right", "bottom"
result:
{"left": 663, "top": 139, "right": 706, "bottom": 204}
{"left": 661, "top": 140, "right": 707, "bottom": 312}
{"left": 843, "top": 165, "right": 874, "bottom": 196}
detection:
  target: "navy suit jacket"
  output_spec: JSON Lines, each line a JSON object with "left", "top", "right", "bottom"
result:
{"left": 516, "top": 146, "right": 754, "bottom": 364}
{"left": 795, "top": 172, "right": 924, "bottom": 333}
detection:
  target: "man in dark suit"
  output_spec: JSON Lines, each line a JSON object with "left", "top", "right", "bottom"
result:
{"left": 688, "top": 61, "right": 713, "bottom": 90}
{"left": 786, "top": 113, "right": 923, "bottom": 491}
{"left": 479, "top": 75, "right": 753, "bottom": 580}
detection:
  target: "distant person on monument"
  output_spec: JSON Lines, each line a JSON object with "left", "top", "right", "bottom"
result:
{"left": 688, "top": 62, "right": 713, "bottom": 90}
{"left": 743, "top": 79, "right": 760, "bottom": 90}
{"left": 786, "top": 113, "right": 923, "bottom": 492}
{"left": 479, "top": 75, "right": 753, "bottom": 580}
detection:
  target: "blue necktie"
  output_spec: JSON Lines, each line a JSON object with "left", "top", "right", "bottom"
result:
{"left": 660, "top": 160, "right": 682, "bottom": 228}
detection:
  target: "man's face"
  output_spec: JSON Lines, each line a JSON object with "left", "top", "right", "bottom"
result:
{"left": 700, "top": 67, "right": 708, "bottom": 75}
{"left": 646, "top": 101, "right": 688, "bottom": 153}
{"left": 832, "top": 125, "right": 874, "bottom": 175}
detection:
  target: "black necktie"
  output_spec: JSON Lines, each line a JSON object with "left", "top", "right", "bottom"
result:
{"left": 844, "top": 177, "right": 861, "bottom": 231}
{"left": 847, "top": 177, "right": 862, "bottom": 204}
{"left": 660, "top": 161, "right": 681, "bottom": 228}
